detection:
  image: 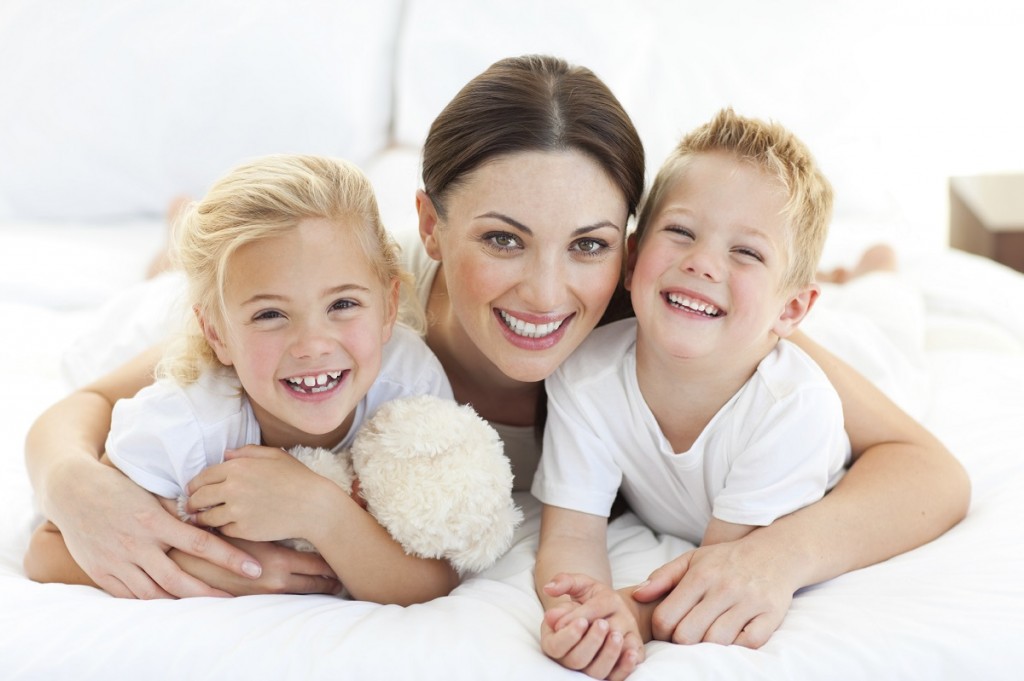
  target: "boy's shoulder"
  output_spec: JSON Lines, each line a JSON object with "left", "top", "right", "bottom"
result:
{"left": 755, "top": 339, "right": 836, "bottom": 401}
{"left": 557, "top": 317, "right": 638, "bottom": 384}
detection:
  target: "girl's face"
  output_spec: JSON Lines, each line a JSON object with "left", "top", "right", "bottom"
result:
{"left": 419, "top": 150, "right": 628, "bottom": 384}
{"left": 202, "top": 217, "right": 398, "bottom": 450}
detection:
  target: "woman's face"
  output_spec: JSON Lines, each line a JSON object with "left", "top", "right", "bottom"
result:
{"left": 420, "top": 150, "right": 629, "bottom": 383}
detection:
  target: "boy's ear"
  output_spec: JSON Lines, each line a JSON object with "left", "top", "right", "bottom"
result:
{"left": 195, "top": 306, "right": 233, "bottom": 366}
{"left": 415, "top": 190, "right": 443, "bottom": 262}
{"left": 772, "top": 284, "right": 819, "bottom": 338}
{"left": 623, "top": 232, "right": 639, "bottom": 291}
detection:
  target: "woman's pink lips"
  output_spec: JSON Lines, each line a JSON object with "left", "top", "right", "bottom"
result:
{"left": 493, "top": 309, "right": 573, "bottom": 350}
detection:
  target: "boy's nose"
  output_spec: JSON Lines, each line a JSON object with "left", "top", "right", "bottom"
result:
{"left": 682, "top": 247, "right": 721, "bottom": 282}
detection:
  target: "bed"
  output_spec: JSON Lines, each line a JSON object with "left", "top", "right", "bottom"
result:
{"left": 2, "top": 1, "right": 1024, "bottom": 679}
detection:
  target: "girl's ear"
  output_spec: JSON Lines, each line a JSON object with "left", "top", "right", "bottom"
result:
{"left": 381, "top": 277, "right": 400, "bottom": 345}
{"left": 623, "top": 232, "right": 639, "bottom": 291}
{"left": 195, "top": 306, "right": 233, "bottom": 366}
{"left": 415, "top": 190, "right": 443, "bottom": 262}
{"left": 772, "top": 284, "right": 819, "bottom": 338}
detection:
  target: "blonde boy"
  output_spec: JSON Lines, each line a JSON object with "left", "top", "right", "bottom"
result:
{"left": 532, "top": 108, "right": 850, "bottom": 678}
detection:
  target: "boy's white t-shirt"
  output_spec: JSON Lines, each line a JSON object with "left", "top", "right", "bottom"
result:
{"left": 106, "top": 325, "right": 452, "bottom": 499}
{"left": 531, "top": 318, "right": 851, "bottom": 544}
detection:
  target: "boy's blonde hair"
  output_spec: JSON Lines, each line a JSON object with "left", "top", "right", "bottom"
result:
{"left": 159, "top": 154, "right": 413, "bottom": 384}
{"left": 635, "top": 108, "right": 833, "bottom": 290}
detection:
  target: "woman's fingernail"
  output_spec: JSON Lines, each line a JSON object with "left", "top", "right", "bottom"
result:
{"left": 634, "top": 580, "right": 650, "bottom": 591}
{"left": 242, "top": 561, "right": 262, "bottom": 578}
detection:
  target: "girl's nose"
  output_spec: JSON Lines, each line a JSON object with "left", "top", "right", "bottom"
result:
{"left": 290, "top": 320, "right": 334, "bottom": 359}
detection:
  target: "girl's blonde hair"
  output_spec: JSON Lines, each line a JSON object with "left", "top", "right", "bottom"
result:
{"left": 635, "top": 108, "right": 833, "bottom": 290}
{"left": 158, "top": 154, "right": 415, "bottom": 384}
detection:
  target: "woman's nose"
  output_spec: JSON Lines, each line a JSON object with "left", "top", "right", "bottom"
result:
{"left": 518, "top": 253, "right": 565, "bottom": 311}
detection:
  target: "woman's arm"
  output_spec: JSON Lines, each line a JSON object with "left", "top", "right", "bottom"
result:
{"left": 187, "top": 445, "right": 460, "bottom": 606}
{"left": 632, "top": 331, "right": 970, "bottom": 647}
{"left": 23, "top": 346, "right": 263, "bottom": 598}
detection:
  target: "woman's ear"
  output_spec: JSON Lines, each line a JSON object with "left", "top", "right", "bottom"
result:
{"left": 623, "top": 232, "right": 639, "bottom": 291}
{"left": 772, "top": 284, "right": 819, "bottom": 338}
{"left": 416, "top": 190, "right": 443, "bottom": 262}
{"left": 195, "top": 306, "right": 233, "bottom": 366}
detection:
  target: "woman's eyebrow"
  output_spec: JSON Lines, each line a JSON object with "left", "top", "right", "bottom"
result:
{"left": 475, "top": 211, "right": 621, "bottom": 235}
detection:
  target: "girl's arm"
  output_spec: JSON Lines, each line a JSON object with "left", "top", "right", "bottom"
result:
{"left": 186, "top": 446, "right": 460, "bottom": 606}
{"left": 632, "top": 331, "right": 970, "bottom": 647}
{"left": 23, "top": 346, "right": 263, "bottom": 598}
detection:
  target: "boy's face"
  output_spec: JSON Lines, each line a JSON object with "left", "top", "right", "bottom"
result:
{"left": 200, "top": 217, "right": 398, "bottom": 450}
{"left": 626, "top": 151, "right": 813, "bottom": 366}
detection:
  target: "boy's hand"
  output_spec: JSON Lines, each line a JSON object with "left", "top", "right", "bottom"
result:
{"left": 631, "top": 542, "right": 794, "bottom": 648}
{"left": 540, "top": 573, "right": 645, "bottom": 681}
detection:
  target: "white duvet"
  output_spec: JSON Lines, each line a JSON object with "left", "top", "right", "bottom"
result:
{"left": 1, "top": 220, "right": 1023, "bottom": 680}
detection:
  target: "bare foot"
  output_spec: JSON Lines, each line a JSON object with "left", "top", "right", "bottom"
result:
{"left": 817, "top": 244, "right": 898, "bottom": 284}
{"left": 145, "top": 195, "right": 191, "bottom": 279}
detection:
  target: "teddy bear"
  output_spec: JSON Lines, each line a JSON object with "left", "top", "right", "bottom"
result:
{"left": 209, "top": 394, "right": 523, "bottom": 576}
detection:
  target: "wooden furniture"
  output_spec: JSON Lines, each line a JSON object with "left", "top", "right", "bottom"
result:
{"left": 949, "top": 173, "right": 1024, "bottom": 273}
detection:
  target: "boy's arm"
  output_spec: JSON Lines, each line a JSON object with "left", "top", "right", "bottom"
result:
{"left": 701, "top": 518, "right": 756, "bottom": 546}
{"left": 23, "top": 521, "right": 98, "bottom": 587}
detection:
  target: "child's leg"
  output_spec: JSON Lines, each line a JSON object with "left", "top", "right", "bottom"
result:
{"left": 817, "top": 243, "right": 898, "bottom": 284}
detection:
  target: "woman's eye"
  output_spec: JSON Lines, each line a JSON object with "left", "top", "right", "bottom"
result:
{"left": 484, "top": 232, "right": 523, "bottom": 251}
{"left": 571, "top": 238, "right": 607, "bottom": 255}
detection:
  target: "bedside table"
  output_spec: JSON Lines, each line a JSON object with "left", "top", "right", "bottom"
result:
{"left": 949, "top": 173, "right": 1024, "bottom": 273}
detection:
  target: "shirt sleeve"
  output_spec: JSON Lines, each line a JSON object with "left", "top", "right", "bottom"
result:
{"left": 531, "top": 367, "right": 621, "bottom": 517}
{"left": 104, "top": 382, "right": 211, "bottom": 499}
{"left": 711, "top": 382, "right": 850, "bottom": 527}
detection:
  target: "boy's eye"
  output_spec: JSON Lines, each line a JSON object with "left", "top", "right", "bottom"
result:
{"left": 734, "top": 247, "right": 764, "bottom": 262}
{"left": 483, "top": 232, "right": 523, "bottom": 251}
{"left": 665, "top": 225, "right": 695, "bottom": 240}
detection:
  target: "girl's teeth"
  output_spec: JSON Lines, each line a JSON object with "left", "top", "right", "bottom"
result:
{"left": 286, "top": 372, "right": 342, "bottom": 393}
{"left": 498, "top": 311, "right": 564, "bottom": 338}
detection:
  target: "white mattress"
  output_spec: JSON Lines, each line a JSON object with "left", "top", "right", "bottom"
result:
{"left": 1, "top": 219, "right": 1023, "bottom": 680}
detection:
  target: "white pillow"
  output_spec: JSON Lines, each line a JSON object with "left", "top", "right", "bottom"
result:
{"left": 0, "top": 0, "right": 402, "bottom": 220}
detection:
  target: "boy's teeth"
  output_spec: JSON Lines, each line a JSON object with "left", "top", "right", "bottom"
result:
{"left": 667, "top": 293, "right": 720, "bottom": 317}
{"left": 498, "top": 311, "right": 564, "bottom": 338}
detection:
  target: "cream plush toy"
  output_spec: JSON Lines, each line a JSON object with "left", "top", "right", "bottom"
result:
{"left": 254, "top": 395, "right": 522, "bottom": 576}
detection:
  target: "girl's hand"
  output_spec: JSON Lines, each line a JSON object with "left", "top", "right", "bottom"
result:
{"left": 631, "top": 540, "right": 796, "bottom": 648}
{"left": 169, "top": 537, "right": 342, "bottom": 596}
{"left": 185, "top": 445, "right": 346, "bottom": 543}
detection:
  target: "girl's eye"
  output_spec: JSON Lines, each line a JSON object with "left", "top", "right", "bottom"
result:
{"left": 330, "top": 298, "right": 357, "bottom": 312}
{"left": 571, "top": 238, "right": 608, "bottom": 255}
{"left": 253, "top": 310, "right": 284, "bottom": 322}
{"left": 483, "top": 232, "right": 523, "bottom": 251}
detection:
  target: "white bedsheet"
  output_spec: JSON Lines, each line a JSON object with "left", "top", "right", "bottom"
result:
{"left": 1, "top": 220, "right": 1023, "bottom": 680}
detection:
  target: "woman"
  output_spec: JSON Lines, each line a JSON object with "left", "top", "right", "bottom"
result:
{"left": 24, "top": 55, "right": 968, "bottom": 644}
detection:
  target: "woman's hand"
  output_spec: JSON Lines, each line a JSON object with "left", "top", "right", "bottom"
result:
{"left": 169, "top": 537, "right": 342, "bottom": 596}
{"left": 630, "top": 539, "right": 798, "bottom": 648}
{"left": 47, "top": 457, "right": 262, "bottom": 599}
{"left": 186, "top": 445, "right": 345, "bottom": 543}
